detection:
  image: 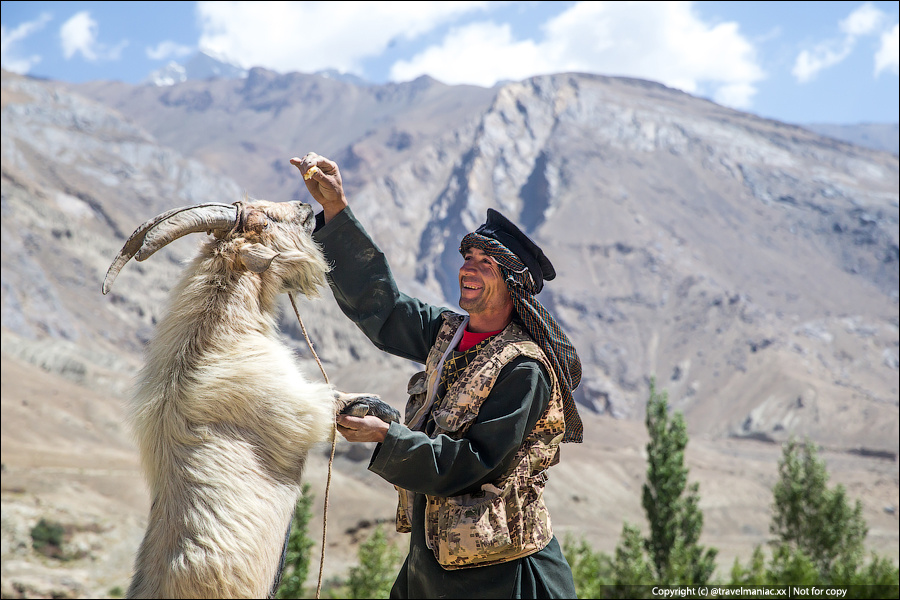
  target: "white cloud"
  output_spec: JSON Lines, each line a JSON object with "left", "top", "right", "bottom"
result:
{"left": 839, "top": 2, "right": 885, "bottom": 36}
{"left": 792, "top": 41, "right": 852, "bottom": 83}
{"left": 190, "top": 1, "right": 768, "bottom": 111}
{"left": 874, "top": 23, "right": 899, "bottom": 76}
{"left": 793, "top": 2, "right": 888, "bottom": 83}
{"left": 390, "top": 22, "right": 549, "bottom": 86}
{"left": 195, "top": 0, "right": 489, "bottom": 75}
{"left": 714, "top": 82, "right": 759, "bottom": 110}
{"left": 0, "top": 12, "right": 52, "bottom": 74}
{"left": 393, "top": 1, "right": 765, "bottom": 109}
{"left": 60, "top": 11, "right": 127, "bottom": 62}
{"left": 147, "top": 40, "right": 194, "bottom": 61}
{"left": 60, "top": 12, "right": 98, "bottom": 60}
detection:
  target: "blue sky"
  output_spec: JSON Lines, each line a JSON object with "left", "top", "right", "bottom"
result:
{"left": 2, "top": 1, "right": 898, "bottom": 126}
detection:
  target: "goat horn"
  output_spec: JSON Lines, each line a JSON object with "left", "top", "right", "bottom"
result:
{"left": 102, "top": 203, "right": 239, "bottom": 295}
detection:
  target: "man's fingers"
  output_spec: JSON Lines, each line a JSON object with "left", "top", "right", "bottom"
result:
{"left": 335, "top": 414, "right": 389, "bottom": 443}
{"left": 289, "top": 155, "right": 313, "bottom": 169}
{"left": 336, "top": 414, "right": 361, "bottom": 429}
{"left": 290, "top": 153, "right": 324, "bottom": 181}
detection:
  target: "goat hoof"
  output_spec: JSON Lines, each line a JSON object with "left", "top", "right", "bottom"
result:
{"left": 342, "top": 401, "right": 370, "bottom": 418}
{"left": 340, "top": 396, "right": 400, "bottom": 424}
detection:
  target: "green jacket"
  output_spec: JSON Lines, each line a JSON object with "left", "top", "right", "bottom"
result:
{"left": 314, "top": 208, "right": 577, "bottom": 599}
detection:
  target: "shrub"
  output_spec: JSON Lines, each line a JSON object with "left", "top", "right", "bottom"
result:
{"left": 275, "top": 483, "right": 316, "bottom": 599}
{"left": 30, "top": 518, "right": 67, "bottom": 559}
{"left": 345, "top": 525, "right": 404, "bottom": 599}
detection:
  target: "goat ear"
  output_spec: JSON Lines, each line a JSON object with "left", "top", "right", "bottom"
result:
{"left": 238, "top": 243, "right": 280, "bottom": 273}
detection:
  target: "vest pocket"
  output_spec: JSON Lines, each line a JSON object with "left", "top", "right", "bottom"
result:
{"left": 403, "top": 370, "right": 428, "bottom": 425}
{"left": 394, "top": 486, "right": 414, "bottom": 533}
{"left": 425, "top": 472, "right": 552, "bottom": 569}
{"left": 429, "top": 488, "right": 512, "bottom": 568}
{"left": 431, "top": 405, "right": 478, "bottom": 433}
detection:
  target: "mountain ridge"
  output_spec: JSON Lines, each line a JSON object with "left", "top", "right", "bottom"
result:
{"left": 140, "top": 50, "right": 900, "bottom": 158}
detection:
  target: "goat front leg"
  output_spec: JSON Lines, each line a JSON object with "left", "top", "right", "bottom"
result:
{"left": 333, "top": 391, "right": 401, "bottom": 424}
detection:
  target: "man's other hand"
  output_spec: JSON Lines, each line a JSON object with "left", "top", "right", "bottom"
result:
{"left": 336, "top": 414, "right": 390, "bottom": 443}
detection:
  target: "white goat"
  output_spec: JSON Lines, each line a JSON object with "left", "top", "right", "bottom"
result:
{"left": 103, "top": 199, "right": 396, "bottom": 599}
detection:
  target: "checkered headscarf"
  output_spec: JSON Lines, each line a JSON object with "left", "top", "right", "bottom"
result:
{"left": 460, "top": 233, "right": 583, "bottom": 443}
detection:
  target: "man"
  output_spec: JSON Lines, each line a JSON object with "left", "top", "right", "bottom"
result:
{"left": 292, "top": 152, "right": 583, "bottom": 599}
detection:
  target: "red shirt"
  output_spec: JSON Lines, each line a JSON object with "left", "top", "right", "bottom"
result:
{"left": 457, "top": 327, "right": 502, "bottom": 352}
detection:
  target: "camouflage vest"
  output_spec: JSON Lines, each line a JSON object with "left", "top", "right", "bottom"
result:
{"left": 395, "top": 312, "right": 566, "bottom": 570}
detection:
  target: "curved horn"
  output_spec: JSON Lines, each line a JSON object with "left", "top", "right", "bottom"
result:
{"left": 102, "top": 203, "right": 239, "bottom": 295}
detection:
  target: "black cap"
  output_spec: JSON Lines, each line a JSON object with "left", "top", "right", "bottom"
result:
{"left": 473, "top": 209, "right": 556, "bottom": 293}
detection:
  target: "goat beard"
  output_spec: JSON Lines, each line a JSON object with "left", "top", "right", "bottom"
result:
{"left": 272, "top": 249, "right": 330, "bottom": 297}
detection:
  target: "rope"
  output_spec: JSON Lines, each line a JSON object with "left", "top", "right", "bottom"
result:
{"left": 288, "top": 292, "right": 335, "bottom": 600}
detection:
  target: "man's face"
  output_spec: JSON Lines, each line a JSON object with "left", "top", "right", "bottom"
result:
{"left": 458, "top": 247, "right": 513, "bottom": 319}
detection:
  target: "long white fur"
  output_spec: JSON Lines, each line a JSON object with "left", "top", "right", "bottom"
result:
{"left": 125, "top": 201, "right": 338, "bottom": 599}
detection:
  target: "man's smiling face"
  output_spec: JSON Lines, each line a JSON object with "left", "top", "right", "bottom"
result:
{"left": 458, "top": 247, "right": 513, "bottom": 320}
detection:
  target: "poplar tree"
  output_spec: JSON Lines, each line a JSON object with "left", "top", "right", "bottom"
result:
{"left": 641, "top": 378, "right": 717, "bottom": 584}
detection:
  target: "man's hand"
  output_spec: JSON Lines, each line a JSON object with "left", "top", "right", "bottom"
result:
{"left": 336, "top": 414, "right": 390, "bottom": 443}
{"left": 290, "top": 152, "right": 348, "bottom": 223}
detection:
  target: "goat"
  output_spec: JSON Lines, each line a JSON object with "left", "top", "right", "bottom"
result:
{"left": 103, "top": 198, "right": 398, "bottom": 599}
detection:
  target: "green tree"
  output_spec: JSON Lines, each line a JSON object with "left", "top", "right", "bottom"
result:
{"left": 562, "top": 379, "right": 718, "bottom": 598}
{"left": 275, "top": 483, "right": 316, "bottom": 599}
{"left": 729, "top": 545, "right": 768, "bottom": 586}
{"left": 770, "top": 438, "right": 866, "bottom": 576}
{"left": 564, "top": 533, "right": 612, "bottom": 598}
{"left": 641, "top": 378, "right": 717, "bottom": 584}
{"left": 730, "top": 438, "right": 899, "bottom": 596}
{"left": 765, "top": 544, "right": 820, "bottom": 585}
{"left": 835, "top": 553, "right": 900, "bottom": 598}
{"left": 609, "top": 523, "right": 655, "bottom": 596}
{"left": 346, "top": 524, "right": 404, "bottom": 599}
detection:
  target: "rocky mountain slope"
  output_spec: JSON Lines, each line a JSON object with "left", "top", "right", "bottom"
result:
{"left": 73, "top": 67, "right": 899, "bottom": 449}
{"left": 2, "top": 67, "right": 898, "bottom": 597}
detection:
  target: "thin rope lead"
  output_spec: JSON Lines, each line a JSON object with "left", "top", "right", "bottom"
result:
{"left": 288, "top": 292, "right": 334, "bottom": 600}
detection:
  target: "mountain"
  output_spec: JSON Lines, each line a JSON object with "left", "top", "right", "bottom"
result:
{"left": 2, "top": 67, "right": 897, "bottom": 597}
{"left": 144, "top": 50, "right": 249, "bottom": 86}
{"left": 802, "top": 122, "right": 899, "bottom": 156}
{"left": 143, "top": 52, "right": 900, "bottom": 156}
{"left": 143, "top": 51, "right": 373, "bottom": 89}
{"left": 69, "top": 67, "right": 899, "bottom": 448}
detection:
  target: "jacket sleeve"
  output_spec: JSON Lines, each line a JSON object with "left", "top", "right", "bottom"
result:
{"left": 313, "top": 207, "right": 445, "bottom": 363}
{"left": 369, "top": 357, "right": 551, "bottom": 497}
